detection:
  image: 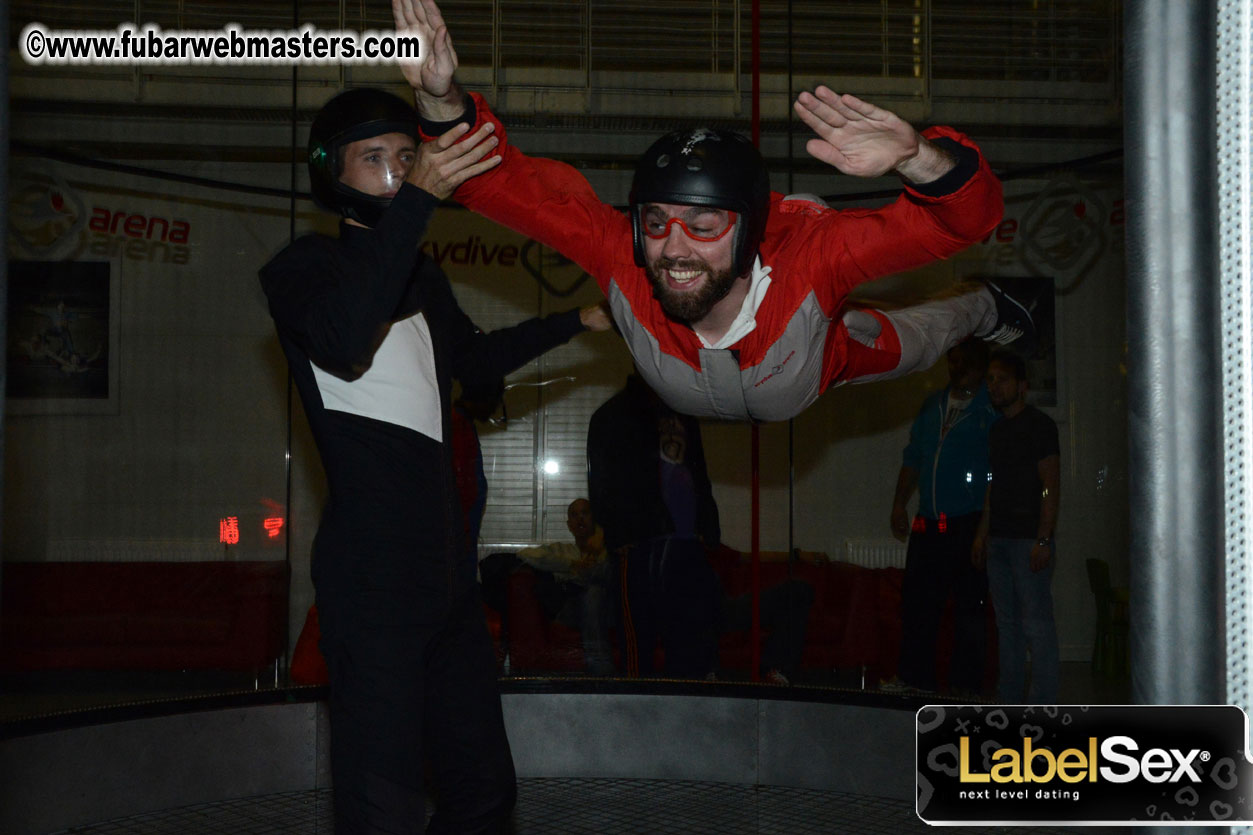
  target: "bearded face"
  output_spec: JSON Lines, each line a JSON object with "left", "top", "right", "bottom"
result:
{"left": 639, "top": 202, "right": 746, "bottom": 324}
{"left": 645, "top": 256, "right": 740, "bottom": 322}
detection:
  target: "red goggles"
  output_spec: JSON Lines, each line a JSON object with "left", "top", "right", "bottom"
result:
{"left": 641, "top": 209, "right": 737, "bottom": 243}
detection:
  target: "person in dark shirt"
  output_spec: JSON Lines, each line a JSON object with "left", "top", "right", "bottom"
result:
{"left": 259, "top": 88, "right": 605, "bottom": 834}
{"left": 972, "top": 351, "right": 1061, "bottom": 703}
{"left": 588, "top": 374, "right": 724, "bottom": 678}
{"left": 588, "top": 374, "right": 812, "bottom": 682}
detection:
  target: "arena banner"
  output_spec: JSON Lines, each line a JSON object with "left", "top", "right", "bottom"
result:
{"left": 916, "top": 705, "right": 1253, "bottom": 825}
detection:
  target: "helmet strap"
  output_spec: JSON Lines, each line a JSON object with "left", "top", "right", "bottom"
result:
{"left": 333, "top": 181, "right": 393, "bottom": 228}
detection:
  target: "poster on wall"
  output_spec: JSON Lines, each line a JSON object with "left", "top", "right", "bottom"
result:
{"left": 6, "top": 260, "right": 119, "bottom": 415}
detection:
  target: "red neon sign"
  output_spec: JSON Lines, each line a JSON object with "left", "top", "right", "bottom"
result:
{"left": 219, "top": 516, "right": 240, "bottom": 545}
{"left": 263, "top": 517, "right": 285, "bottom": 539}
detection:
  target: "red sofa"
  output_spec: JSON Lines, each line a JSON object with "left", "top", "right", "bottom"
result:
{"left": 502, "top": 547, "right": 907, "bottom": 681}
{"left": 502, "top": 546, "right": 996, "bottom": 690}
{"left": 0, "top": 561, "right": 288, "bottom": 673}
{"left": 503, "top": 567, "right": 591, "bottom": 672}
{"left": 710, "top": 551, "right": 903, "bottom": 682}
{"left": 286, "top": 547, "right": 995, "bottom": 690}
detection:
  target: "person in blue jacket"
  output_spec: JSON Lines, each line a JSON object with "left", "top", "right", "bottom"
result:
{"left": 885, "top": 338, "right": 998, "bottom": 696}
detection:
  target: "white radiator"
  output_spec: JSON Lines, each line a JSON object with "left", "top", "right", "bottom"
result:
{"left": 843, "top": 538, "right": 907, "bottom": 569}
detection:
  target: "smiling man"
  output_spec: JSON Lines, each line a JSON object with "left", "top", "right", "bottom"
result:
{"left": 392, "top": 0, "right": 1033, "bottom": 422}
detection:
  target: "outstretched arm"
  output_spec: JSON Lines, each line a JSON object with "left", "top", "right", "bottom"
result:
{"left": 260, "top": 187, "right": 441, "bottom": 379}
{"left": 787, "top": 87, "right": 1002, "bottom": 309}
{"left": 393, "top": 0, "right": 629, "bottom": 291}
{"left": 793, "top": 86, "right": 956, "bottom": 184}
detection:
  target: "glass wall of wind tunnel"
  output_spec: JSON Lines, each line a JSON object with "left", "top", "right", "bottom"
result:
{"left": 741, "top": 0, "right": 1127, "bottom": 695}
{"left": 0, "top": 0, "right": 1129, "bottom": 719}
{"left": 453, "top": 0, "right": 1129, "bottom": 688}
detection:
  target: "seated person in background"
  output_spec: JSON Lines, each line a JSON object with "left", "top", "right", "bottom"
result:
{"left": 515, "top": 498, "right": 614, "bottom": 674}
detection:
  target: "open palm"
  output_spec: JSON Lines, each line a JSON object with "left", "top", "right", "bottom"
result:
{"left": 794, "top": 87, "right": 919, "bottom": 178}
{"left": 392, "top": 0, "right": 457, "bottom": 96}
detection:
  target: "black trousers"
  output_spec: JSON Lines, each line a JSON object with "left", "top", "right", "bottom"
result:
{"left": 319, "top": 578, "right": 516, "bottom": 834}
{"left": 897, "top": 512, "right": 987, "bottom": 692}
{"left": 616, "top": 537, "right": 722, "bottom": 678}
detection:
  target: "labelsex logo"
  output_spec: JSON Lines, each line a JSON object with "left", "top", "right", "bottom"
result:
{"left": 961, "top": 736, "right": 1207, "bottom": 785}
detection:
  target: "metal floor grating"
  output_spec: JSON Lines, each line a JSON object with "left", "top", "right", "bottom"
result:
{"left": 50, "top": 779, "right": 1102, "bottom": 835}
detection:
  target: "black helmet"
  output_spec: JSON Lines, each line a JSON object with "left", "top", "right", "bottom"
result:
{"left": 629, "top": 128, "right": 771, "bottom": 277}
{"left": 308, "top": 88, "right": 419, "bottom": 227}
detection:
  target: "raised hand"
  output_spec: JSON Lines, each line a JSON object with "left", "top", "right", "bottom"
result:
{"left": 393, "top": 0, "right": 458, "bottom": 103}
{"left": 407, "top": 121, "right": 500, "bottom": 199}
{"left": 794, "top": 86, "right": 926, "bottom": 179}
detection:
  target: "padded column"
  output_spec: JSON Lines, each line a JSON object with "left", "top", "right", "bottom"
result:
{"left": 1124, "top": 0, "right": 1226, "bottom": 706}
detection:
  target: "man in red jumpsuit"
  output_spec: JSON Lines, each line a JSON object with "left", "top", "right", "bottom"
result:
{"left": 395, "top": 0, "right": 1031, "bottom": 422}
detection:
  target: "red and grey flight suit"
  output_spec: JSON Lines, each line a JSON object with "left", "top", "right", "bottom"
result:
{"left": 423, "top": 93, "right": 1003, "bottom": 422}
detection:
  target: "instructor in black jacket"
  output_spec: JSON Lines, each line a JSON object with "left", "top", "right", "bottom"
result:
{"left": 260, "top": 88, "right": 605, "bottom": 835}
{"left": 587, "top": 373, "right": 722, "bottom": 678}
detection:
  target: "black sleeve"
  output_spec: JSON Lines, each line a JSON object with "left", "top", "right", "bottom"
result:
{"left": 905, "top": 137, "right": 981, "bottom": 198}
{"left": 1036, "top": 410, "right": 1061, "bottom": 462}
{"left": 685, "top": 418, "right": 721, "bottom": 548}
{"left": 259, "top": 184, "right": 442, "bottom": 380}
{"left": 587, "top": 400, "right": 628, "bottom": 553}
{"left": 416, "top": 258, "right": 587, "bottom": 385}
{"left": 418, "top": 91, "right": 477, "bottom": 137}
{"left": 586, "top": 403, "right": 616, "bottom": 546}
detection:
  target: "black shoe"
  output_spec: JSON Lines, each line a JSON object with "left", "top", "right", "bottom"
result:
{"left": 981, "top": 280, "right": 1037, "bottom": 354}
